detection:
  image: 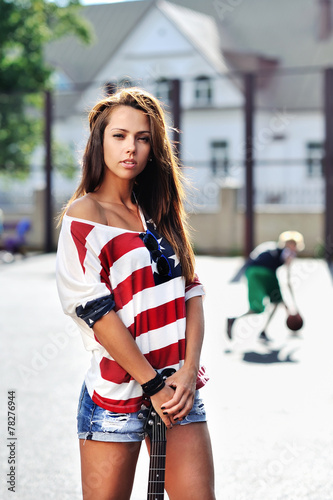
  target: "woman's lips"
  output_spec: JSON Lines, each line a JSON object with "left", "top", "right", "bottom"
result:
{"left": 121, "top": 160, "right": 137, "bottom": 168}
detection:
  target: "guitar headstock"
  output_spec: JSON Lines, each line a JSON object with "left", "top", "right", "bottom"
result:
{"left": 144, "top": 405, "right": 165, "bottom": 443}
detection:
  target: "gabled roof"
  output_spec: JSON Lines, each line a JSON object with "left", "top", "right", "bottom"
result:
{"left": 46, "top": 0, "right": 333, "bottom": 112}
{"left": 45, "top": 1, "right": 154, "bottom": 86}
{"left": 168, "top": 0, "right": 333, "bottom": 69}
{"left": 156, "top": 0, "right": 229, "bottom": 74}
{"left": 46, "top": 0, "right": 230, "bottom": 88}
{"left": 46, "top": 0, "right": 236, "bottom": 120}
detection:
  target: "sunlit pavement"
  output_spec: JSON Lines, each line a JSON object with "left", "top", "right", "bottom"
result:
{"left": 1, "top": 254, "right": 333, "bottom": 499}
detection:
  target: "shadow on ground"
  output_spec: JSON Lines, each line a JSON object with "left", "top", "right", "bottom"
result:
{"left": 242, "top": 347, "right": 299, "bottom": 364}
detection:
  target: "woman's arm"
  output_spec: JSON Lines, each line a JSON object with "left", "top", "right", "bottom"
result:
{"left": 92, "top": 310, "right": 175, "bottom": 428}
{"left": 160, "top": 295, "right": 205, "bottom": 421}
{"left": 183, "top": 294, "right": 205, "bottom": 375}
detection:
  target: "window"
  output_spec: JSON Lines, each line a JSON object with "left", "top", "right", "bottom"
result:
{"left": 210, "top": 141, "right": 229, "bottom": 175}
{"left": 306, "top": 142, "right": 324, "bottom": 177}
{"left": 194, "top": 76, "right": 212, "bottom": 106}
{"left": 155, "top": 78, "right": 172, "bottom": 106}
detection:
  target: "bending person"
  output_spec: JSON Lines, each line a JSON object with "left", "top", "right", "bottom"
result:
{"left": 227, "top": 231, "right": 304, "bottom": 341}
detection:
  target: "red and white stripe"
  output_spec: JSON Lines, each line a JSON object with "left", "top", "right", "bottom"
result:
{"left": 56, "top": 214, "right": 206, "bottom": 412}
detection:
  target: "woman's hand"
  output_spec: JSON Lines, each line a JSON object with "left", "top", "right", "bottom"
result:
{"left": 155, "top": 365, "right": 198, "bottom": 424}
{"left": 157, "top": 294, "right": 204, "bottom": 423}
{"left": 150, "top": 385, "right": 176, "bottom": 429}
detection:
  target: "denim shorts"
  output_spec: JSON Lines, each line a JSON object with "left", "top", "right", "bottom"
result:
{"left": 77, "top": 382, "right": 207, "bottom": 442}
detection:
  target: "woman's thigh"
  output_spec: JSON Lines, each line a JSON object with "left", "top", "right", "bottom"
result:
{"left": 164, "top": 422, "right": 215, "bottom": 500}
{"left": 79, "top": 439, "right": 141, "bottom": 500}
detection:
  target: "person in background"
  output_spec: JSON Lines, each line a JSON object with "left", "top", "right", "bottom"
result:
{"left": 227, "top": 231, "right": 305, "bottom": 341}
{"left": 56, "top": 87, "right": 215, "bottom": 500}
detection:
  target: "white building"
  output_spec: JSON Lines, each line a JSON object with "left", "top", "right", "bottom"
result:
{"left": 45, "top": 0, "right": 333, "bottom": 212}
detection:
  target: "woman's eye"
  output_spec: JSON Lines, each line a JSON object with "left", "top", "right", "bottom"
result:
{"left": 113, "top": 134, "right": 124, "bottom": 139}
{"left": 139, "top": 136, "right": 150, "bottom": 143}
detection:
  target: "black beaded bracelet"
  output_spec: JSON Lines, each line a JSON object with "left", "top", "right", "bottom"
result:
{"left": 141, "top": 371, "right": 165, "bottom": 397}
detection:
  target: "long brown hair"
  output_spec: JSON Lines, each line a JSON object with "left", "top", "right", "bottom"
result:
{"left": 61, "top": 87, "right": 195, "bottom": 282}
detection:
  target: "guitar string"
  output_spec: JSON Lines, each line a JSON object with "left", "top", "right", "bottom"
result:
{"left": 154, "top": 420, "right": 163, "bottom": 491}
{"left": 148, "top": 411, "right": 166, "bottom": 495}
{"left": 149, "top": 443, "right": 166, "bottom": 494}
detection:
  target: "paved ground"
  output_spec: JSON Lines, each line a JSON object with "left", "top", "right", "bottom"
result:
{"left": 1, "top": 253, "right": 333, "bottom": 499}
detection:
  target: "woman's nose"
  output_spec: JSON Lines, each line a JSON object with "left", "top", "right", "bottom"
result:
{"left": 126, "top": 136, "right": 136, "bottom": 153}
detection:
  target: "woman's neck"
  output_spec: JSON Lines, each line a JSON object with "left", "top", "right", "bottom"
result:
{"left": 93, "top": 177, "right": 136, "bottom": 209}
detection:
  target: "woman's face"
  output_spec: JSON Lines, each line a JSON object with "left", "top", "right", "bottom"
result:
{"left": 103, "top": 105, "right": 151, "bottom": 182}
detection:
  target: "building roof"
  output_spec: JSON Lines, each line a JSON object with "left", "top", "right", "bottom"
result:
{"left": 45, "top": 0, "right": 230, "bottom": 89}
{"left": 168, "top": 0, "right": 333, "bottom": 69}
{"left": 45, "top": 1, "right": 154, "bottom": 86}
{"left": 157, "top": 0, "right": 229, "bottom": 74}
{"left": 168, "top": 0, "right": 333, "bottom": 109}
{"left": 46, "top": 0, "right": 333, "bottom": 112}
{"left": 46, "top": 0, "right": 234, "bottom": 118}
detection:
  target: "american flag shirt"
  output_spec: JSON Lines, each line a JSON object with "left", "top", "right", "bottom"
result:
{"left": 56, "top": 212, "right": 207, "bottom": 413}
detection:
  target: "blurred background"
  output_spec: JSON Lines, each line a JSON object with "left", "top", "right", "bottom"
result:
{"left": 2, "top": 2, "right": 333, "bottom": 499}
{"left": 1, "top": 0, "right": 333, "bottom": 260}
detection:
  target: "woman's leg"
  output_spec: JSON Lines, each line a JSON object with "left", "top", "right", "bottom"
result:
{"left": 164, "top": 422, "right": 215, "bottom": 500}
{"left": 79, "top": 439, "right": 141, "bottom": 500}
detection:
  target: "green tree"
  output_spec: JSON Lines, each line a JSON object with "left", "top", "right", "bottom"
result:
{"left": 0, "top": 0, "right": 91, "bottom": 174}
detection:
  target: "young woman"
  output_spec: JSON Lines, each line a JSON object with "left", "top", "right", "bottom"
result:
{"left": 56, "top": 87, "right": 215, "bottom": 500}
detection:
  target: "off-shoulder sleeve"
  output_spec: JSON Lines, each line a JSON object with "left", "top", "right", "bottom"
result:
{"left": 185, "top": 273, "right": 205, "bottom": 302}
{"left": 56, "top": 217, "right": 115, "bottom": 328}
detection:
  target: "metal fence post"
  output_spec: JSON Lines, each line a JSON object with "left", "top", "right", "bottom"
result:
{"left": 171, "top": 79, "right": 181, "bottom": 159}
{"left": 244, "top": 73, "right": 255, "bottom": 256}
{"left": 44, "top": 90, "right": 53, "bottom": 253}
{"left": 324, "top": 68, "right": 333, "bottom": 262}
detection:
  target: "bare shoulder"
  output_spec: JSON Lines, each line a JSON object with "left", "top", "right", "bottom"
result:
{"left": 66, "top": 194, "right": 107, "bottom": 225}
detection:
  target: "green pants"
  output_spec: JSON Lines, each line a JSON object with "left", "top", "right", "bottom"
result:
{"left": 245, "top": 266, "right": 282, "bottom": 313}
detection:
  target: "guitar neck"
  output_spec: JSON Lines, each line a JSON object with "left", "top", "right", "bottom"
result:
{"left": 145, "top": 370, "right": 175, "bottom": 500}
{"left": 147, "top": 439, "right": 166, "bottom": 499}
